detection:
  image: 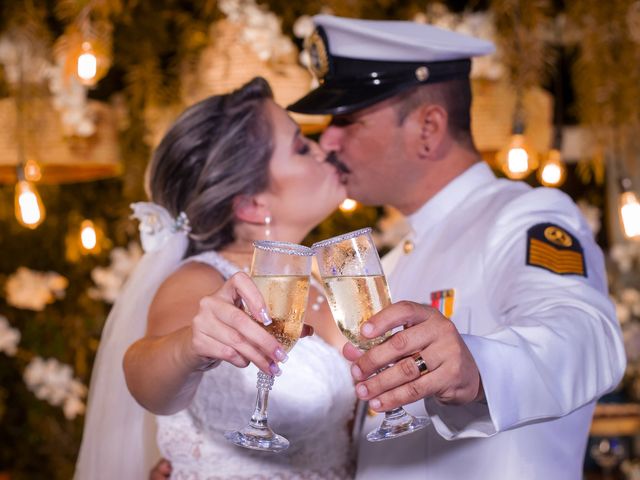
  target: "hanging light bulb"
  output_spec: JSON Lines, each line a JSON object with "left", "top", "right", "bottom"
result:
{"left": 15, "top": 179, "right": 45, "bottom": 229}
{"left": 497, "top": 117, "right": 537, "bottom": 180}
{"left": 339, "top": 198, "right": 358, "bottom": 213}
{"left": 80, "top": 219, "right": 99, "bottom": 251}
{"left": 538, "top": 148, "right": 566, "bottom": 187}
{"left": 619, "top": 178, "right": 640, "bottom": 239}
{"left": 24, "top": 158, "right": 42, "bottom": 182}
{"left": 77, "top": 41, "right": 98, "bottom": 84}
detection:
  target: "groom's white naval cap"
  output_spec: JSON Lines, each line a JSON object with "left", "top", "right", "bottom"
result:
{"left": 288, "top": 15, "right": 495, "bottom": 116}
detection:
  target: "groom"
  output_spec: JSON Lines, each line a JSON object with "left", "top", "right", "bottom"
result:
{"left": 287, "top": 15, "right": 625, "bottom": 480}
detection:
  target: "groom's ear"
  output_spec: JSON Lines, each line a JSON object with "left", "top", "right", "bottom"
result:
{"left": 232, "top": 194, "right": 269, "bottom": 224}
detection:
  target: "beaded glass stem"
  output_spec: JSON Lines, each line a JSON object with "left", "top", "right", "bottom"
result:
{"left": 224, "top": 240, "right": 313, "bottom": 453}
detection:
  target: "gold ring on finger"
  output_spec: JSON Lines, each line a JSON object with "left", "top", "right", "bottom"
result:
{"left": 411, "top": 352, "right": 429, "bottom": 376}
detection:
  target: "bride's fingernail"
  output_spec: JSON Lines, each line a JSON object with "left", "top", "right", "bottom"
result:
{"left": 361, "top": 323, "right": 374, "bottom": 337}
{"left": 260, "top": 308, "right": 272, "bottom": 326}
{"left": 269, "top": 361, "right": 282, "bottom": 376}
{"left": 274, "top": 347, "right": 288, "bottom": 363}
{"left": 356, "top": 384, "right": 368, "bottom": 398}
{"left": 370, "top": 399, "right": 381, "bottom": 410}
{"left": 351, "top": 364, "right": 363, "bottom": 380}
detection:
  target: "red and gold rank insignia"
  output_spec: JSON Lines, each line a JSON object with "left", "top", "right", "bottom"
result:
{"left": 430, "top": 289, "right": 455, "bottom": 318}
{"left": 526, "top": 223, "right": 587, "bottom": 277}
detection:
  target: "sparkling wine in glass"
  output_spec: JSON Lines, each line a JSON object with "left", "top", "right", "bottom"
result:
{"left": 224, "top": 240, "right": 313, "bottom": 452}
{"left": 313, "top": 228, "right": 430, "bottom": 442}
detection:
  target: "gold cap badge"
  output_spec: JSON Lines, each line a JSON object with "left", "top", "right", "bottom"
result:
{"left": 305, "top": 29, "right": 329, "bottom": 81}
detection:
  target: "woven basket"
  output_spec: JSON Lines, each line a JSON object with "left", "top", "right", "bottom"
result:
{"left": 0, "top": 97, "right": 121, "bottom": 184}
{"left": 471, "top": 78, "right": 552, "bottom": 165}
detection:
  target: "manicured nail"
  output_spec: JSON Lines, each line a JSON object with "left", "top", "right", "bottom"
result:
{"left": 370, "top": 399, "right": 381, "bottom": 410}
{"left": 260, "top": 308, "right": 272, "bottom": 326}
{"left": 356, "top": 384, "right": 368, "bottom": 398}
{"left": 362, "top": 322, "right": 374, "bottom": 337}
{"left": 351, "top": 364, "right": 363, "bottom": 380}
{"left": 274, "top": 347, "right": 288, "bottom": 363}
{"left": 269, "top": 361, "right": 282, "bottom": 376}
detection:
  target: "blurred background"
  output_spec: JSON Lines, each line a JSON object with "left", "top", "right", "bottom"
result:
{"left": 0, "top": 1, "right": 639, "bottom": 478}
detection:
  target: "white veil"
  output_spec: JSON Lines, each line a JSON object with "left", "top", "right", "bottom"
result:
{"left": 74, "top": 203, "right": 190, "bottom": 480}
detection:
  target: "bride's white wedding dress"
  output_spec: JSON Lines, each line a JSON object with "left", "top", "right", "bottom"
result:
{"left": 156, "top": 251, "right": 357, "bottom": 479}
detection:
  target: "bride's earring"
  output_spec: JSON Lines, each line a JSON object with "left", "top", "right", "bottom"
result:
{"left": 264, "top": 215, "right": 272, "bottom": 238}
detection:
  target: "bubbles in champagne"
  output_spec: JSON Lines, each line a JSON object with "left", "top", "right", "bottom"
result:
{"left": 322, "top": 275, "right": 392, "bottom": 350}
{"left": 252, "top": 275, "right": 310, "bottom": 352}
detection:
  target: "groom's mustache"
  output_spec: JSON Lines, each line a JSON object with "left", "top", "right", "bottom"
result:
{"left": 325, "top": 152, "right": 351, "bottom": 174}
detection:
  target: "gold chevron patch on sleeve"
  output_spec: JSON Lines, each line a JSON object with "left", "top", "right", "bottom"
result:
{"left": 526, "top": 223, "right": 587, "bottom": 277}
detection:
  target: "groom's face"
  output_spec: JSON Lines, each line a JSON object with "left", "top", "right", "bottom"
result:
{"left": 319, "top": 98, "right": 411, "bottom": 208}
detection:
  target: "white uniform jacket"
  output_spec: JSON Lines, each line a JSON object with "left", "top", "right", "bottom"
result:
{"left": 356, "top": 162, "right": 625, "bottom": 480}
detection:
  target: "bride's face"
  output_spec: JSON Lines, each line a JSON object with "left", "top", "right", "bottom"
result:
{"left": 263, "top": 100, "right": 346, "bottom": 232}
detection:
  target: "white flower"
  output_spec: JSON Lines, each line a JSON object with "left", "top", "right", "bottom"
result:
{"left": 616, "top": 301, "right": 632, "bottom": 325}
{"left": 621, "top": 288, "right": 640, "bottom": 307}
{"left": 23, "top": 357, "right": 87, "bottom": 417}
{"left": 577, "top": 199, "right": 602, "bottom": 236}
{"left": 89, "top": 242, "right": 143, "bottom": 303}
{"left": 293, "top": 15, "right": 315, "bottom": 39}
{"left": 47, "top": 58, "right": 94, "bottom": 137}
{"left": 0, "top": 316, "right": 20, "bottom": 356}
{"left": 219, "top": 0, "right": 294, "bottom": 64}
{"left": 63, "top": 395, "right": 86, "bottom": 420}
{"left": 5, "top": 267, "right": 68, "bottom": 311}
{"left": 610, "top": 242, "right": 637, "bottom": 273}
{"left": 131, "top": 202, "right": 177, "bottom": 253}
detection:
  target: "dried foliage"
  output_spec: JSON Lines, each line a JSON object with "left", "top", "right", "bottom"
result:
{"left": 491, "top": 0, "right": 554, "bottom": 94}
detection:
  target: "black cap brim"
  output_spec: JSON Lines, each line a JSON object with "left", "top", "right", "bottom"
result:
{"left": 287, "top": 80, "right": 416, "bottom": 116}
{"left": 288, "top": 58, "right": 472, "bottom": 116}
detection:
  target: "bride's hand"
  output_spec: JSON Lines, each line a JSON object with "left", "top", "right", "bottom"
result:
{"left": 190, "top": 271, "right": 308, "bottom": 376}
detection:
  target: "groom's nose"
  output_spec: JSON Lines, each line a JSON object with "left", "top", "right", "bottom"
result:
{"left": 319, "top": 123, "right": 345, "bottom": 153}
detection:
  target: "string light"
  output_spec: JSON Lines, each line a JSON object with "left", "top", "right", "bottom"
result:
{"left": 24, "top": 159, "right": 42, "bottom": 182}
{"left": 80, "top": 220, "right": 99, "bottom": 251}
{"left": 77, "top": 42, "right": 98, "bottom": 84}
{"left": 14, "top": 178, "right": 45, "bottom": 230}
{"left": 538, "top": 148, "right": 566, "bottom": 187}
{"left": 497, "top": 114, "right": 537, "bottom": 180}
{"left": 619, "top": 178, "right": 640, "bottom": 239}
{"left": 339, "top": 198, "right": 358, "bottom": 213}
{"left": 13, "top": 53, "right": 45, "bottom": 230}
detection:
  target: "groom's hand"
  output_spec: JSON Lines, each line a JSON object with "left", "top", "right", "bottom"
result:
{"left": 342, "top": 301, "right": 483, "bottom": 412}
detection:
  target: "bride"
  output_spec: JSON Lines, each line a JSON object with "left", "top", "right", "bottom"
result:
{"left": 75, "top": 77, "right": 355, "bottom": 479}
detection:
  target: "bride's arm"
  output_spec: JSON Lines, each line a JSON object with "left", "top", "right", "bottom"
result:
{"left": 123, "top": 262, "right": 285, "bottom": 415}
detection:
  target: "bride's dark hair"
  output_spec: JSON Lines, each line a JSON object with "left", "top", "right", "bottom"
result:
{"left": 147, "top": 77, "right": 274, "bottom": 256}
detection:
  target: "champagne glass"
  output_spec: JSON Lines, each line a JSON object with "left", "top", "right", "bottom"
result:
{"left": 224, "top": 240, "right": 313, "bottom": 452}
{"left": 313, "top": 227, "right": 430, "bottom": 442}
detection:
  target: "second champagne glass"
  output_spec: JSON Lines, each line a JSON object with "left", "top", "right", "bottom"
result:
{"left": 313, "top": 227, "right": 430, "bottom": 442}
{"left": 224, "top": 240, "right": 313, "bottom": 452}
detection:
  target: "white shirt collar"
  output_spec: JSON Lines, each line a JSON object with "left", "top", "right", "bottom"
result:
{"left": 407, "top": 161, "right": 496, "bottom": 238}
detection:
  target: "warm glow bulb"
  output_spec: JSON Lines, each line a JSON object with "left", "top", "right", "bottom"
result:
{"left": 507, "top": 147, "right": 529, "bottom": 174}
{"left": 620, "top": 191, "right": 640, "bottom": 239}
{"left": 541, "top": 163, "right": 562, "bottom": 184}
{"left": 499, "top": 134, "right": 535, "bottom": 180}
{"left": 538, "top": 149, "right": 566, "bottom": 187}
{"left": 77, "top": 43, "right": 98, "bottom": 82}
{"left": 24, "top": 159, "right": 42, "bottom": 182}
{"left": 339, "top": 198, "right": 358, "bottom": 213}
{"left": 80, "top": 220, "right": 98, "bottom": 250}
{"left": 14, "top": 180, "right": 45, "bottom": 229}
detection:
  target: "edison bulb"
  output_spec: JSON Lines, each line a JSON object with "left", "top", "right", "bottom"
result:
{"left": 15, "top": 180, "right": 45, "bottom": 229}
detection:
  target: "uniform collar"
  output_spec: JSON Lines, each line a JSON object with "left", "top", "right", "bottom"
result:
{"left": 407, "top": 161, "right": 496, "bottom": 238}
